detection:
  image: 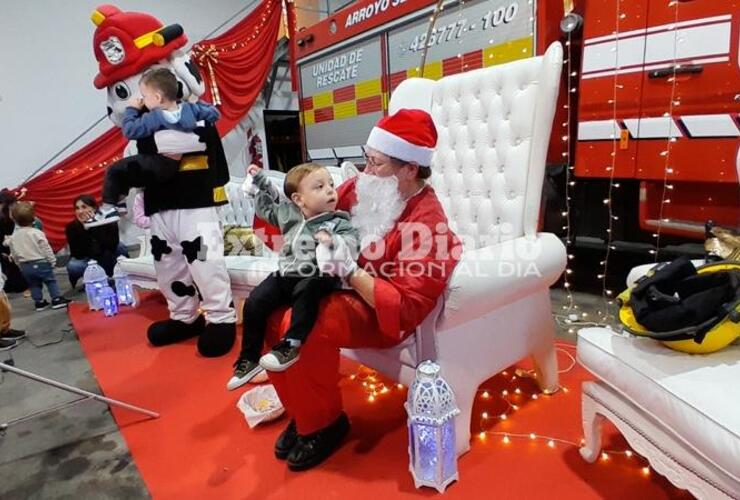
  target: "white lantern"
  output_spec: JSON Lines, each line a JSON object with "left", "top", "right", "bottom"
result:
{"left": 405, "top": 360, "right": 460, "bottom": 493}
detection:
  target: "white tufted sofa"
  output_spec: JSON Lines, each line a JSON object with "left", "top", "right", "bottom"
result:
{"left": 120, "top": 42, "right": 566, "bottom": 456}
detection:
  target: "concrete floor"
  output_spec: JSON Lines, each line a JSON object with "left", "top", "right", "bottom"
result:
{"left": 0, "top": 269, "right": 149, "bottom": 500}
{"left": 0, "top": 267, "right": 608, "bottom": 499}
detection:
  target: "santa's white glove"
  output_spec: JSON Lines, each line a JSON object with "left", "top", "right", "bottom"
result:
{"left": 316, "top": 236, "right": 358, "bottom": 279}
{"left": 241, "top": 174, "right": 259, "bottom": 197}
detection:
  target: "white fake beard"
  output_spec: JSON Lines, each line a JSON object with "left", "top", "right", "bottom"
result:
{"left": 351, "top": 173, "right": 406, "bottom": 247}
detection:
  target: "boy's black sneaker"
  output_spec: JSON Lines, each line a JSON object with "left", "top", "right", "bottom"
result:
{"left": 35, "top": 300, "right": 50, "bottom": 311}
{"left": 259, "top": 340, "right": 300, "bottom": 372}
{"left": 84, "top": 207, "right": 120, "bottom": 229}
{"left": 51, "top": 297, "right": 71, "bottom": 309}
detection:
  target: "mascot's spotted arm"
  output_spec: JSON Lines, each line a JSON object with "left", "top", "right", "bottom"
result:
{"left": 91, "top": 4, "right": 237, "bottom": 357}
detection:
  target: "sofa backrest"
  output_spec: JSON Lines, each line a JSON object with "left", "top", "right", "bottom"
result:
{"left": 390, "top": 42, "right": 563, "bottom": 250}
{"left": 220, "top": 167, "right": 347, "bottom": 227}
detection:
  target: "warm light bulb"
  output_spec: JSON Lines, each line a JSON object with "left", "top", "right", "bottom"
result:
{"left": 396, "top": 383, "right": 404, "bottom": 389}
{"left": 478, "top": 432, "right": 486, "bottom": 440}
{"left": 625, "top": 450, "right": 633, "bottom": 458}
{"left": 500, "top": 414, "right": 507, "bottom": 421}
{"left": 502, "top": 435, "right": 510, "bottom": 444}
{"left": 368, "top": 395, "right": 375, "bottom": 402}
{"left": 532, "top": 394, "right": 539, "bottom": 400}
{"left": 642, "top": 467, "right": 650, "bottom": 476}
{"left": 482, "top": 391, "right": 490, "bottom": 399}
{"left": 548, "top": 440, "right": 555, "bottom": 448}
{"left": 601, "top": 452, "right": 609, "bottom": 461}
{"left": 482, "top": 412, "right": 489, "bottom": 419}
{"left": 502, "top": 390, "right": 509, "bottom": 396}
{"left": 514, "top": 388, "right": 521, "bottom": 394}
{"left": 529, "top": 433, "right": 536, "bottom": 440}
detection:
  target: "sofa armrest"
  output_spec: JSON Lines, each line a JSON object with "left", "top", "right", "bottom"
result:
{"left": 439, "top": 232, "right": 566, "bottom": 331}
{"left": 136, "top": 229, "right": 152, "bottom": 257}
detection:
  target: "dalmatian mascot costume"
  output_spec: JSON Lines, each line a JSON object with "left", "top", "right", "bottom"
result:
{"left": 91, "top": 5, "right": 236, "bottom": 357}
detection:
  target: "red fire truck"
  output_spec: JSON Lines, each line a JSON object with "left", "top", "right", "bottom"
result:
{"left": 292, "top": 0, "right": 740, "bottom": 249}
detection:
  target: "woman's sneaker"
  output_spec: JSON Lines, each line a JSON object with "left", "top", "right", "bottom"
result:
{"left": 51, "top": 297, "right": 71, "bottom": 309}
{"left": 34, "top": 300, "right": 50, "bottom": 311}
{"left": 0, "top": 338, "right": 18, "bottom": 351}
{"left": 226, "top": 358, "right": 267, "bottom": 391}
{"left": 2, "top": 329, "right": 26, "bottom": 340}
{"left": 259, "top": 340, "right": 300, "bottom": 372}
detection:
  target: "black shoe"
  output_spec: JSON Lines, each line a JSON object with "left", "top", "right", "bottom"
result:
{"left": 197, "top": 322, "right": 236, "bottom": 358}
{"left": 34, "top": 300, "right": 50, "bottom": 311}
{"left": 2, "top": 328, "right": 25, "bottom": 340}
{"left": 287, "top": 412, "right": 350, "bottom": 472}
{"left": 259, "top": 339, "right": 300, "bottom": 372}
{"left": 147, "top": 316, "right": 205, "bottom": 347}
{"left": 0, "top": 338, "right": 18, "bottom": 351}
{"left": 51, "top": 297, "right": 71, "bottom": 309}
{"left": 226, "top": 358, "right": 265, "bottom": 390}
{"left": 275, "top": 419, "right": 298, "bottom": 460}
{"left": 83, "top": 207, "right": 120, "bottom": 229}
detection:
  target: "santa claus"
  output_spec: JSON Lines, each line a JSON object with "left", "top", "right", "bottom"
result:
{"left": 257, "top": 109, "right": 461, "bottom": 471}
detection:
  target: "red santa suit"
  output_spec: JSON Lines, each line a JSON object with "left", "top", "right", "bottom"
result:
{"left": 264, "top": 175, "right": 461, "bottom": 435}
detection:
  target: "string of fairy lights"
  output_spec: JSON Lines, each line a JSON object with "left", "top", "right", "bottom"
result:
{"left": 595, "top": 0, "right": 625, "bottom": 323}
{"left": 349, "top": 343, "right": 651, "bottom": 475}
{"left": 560, "top": 24, "right": 579, "bottom": 319}
{"left": 652, "top": 0, "right": 682, "bottom": 263}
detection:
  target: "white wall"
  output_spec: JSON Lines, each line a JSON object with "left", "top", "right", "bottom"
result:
{"left": 0, "top": 0, "right": 256, "bottom": 189}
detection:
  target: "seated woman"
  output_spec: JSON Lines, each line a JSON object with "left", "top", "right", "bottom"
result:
{"left": 65, "top": 195, "right": 128, "bottom": 288}
{"left": 0, "top": 190, "right": 28, "bottom": 293}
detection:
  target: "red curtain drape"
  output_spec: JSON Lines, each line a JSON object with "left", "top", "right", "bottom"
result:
{"left": 18, "top": 0, "right": 285, "bottom": 251}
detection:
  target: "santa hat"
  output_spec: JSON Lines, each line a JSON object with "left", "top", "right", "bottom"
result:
{"left": 91, "top": 4, "right": 187, "bottom": 89}
{"left": 366, "top": 109, "right": 437, "bottom": 167}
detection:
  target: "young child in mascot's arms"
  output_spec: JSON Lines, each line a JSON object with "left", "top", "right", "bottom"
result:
{"left": 86, "top": 67, "right": 220, "bottom": 229}
{"left": 6, "top": 202, "right": 71, "bottom": 311}
{"left": 227, "top": 163, "right": 360, "bottom": 391}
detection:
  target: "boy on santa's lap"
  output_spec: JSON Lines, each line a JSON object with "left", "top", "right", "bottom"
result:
{"left": 227, "top": 162, "right": 360, "bottom": 391}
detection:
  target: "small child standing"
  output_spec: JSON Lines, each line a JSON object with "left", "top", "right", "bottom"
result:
{"left": 87, "top": 67, "right": 220, "bottom": 228}
{"left": 7, "top": 203, "right": 70, "bottom": 311}
{"left": 227, "top": 163, "right": 360, "bottom": 390}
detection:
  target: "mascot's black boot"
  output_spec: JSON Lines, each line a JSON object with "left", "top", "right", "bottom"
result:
{"left": 197, "top": 322, "right": 236, "bottom": 358}
{"left": 147, "top": 315, "right": 205, "bottom": 347}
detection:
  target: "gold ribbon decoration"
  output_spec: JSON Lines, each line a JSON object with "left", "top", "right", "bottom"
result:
{"left": 192, "top": 44, "right": 222, "bottom": 106}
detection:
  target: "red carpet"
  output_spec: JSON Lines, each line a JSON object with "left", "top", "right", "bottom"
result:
{"left": 70, "top": 294, "right": 691, "bottom": 500}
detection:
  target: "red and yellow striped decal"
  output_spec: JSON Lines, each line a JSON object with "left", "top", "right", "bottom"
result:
{"left": 302, "top": 77, "right": 386, "bottom": 126}
{"left": 301, "top": 36, "right": 532, "bottom": 126}
{"left": 391, "top": 36, "right": 532, "bottom": 90}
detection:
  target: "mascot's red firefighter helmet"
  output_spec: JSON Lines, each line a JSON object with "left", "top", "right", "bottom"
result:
{"left": 91, "top": 4, "right": 188, "bottom": 89}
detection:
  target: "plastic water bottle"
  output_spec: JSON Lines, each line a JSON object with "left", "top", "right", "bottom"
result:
{"left": 112, "top": 260, "right": 135, "bottom": 306}
{"left": 100, "top": 286, "right": 119, "bottom": 317}
{"left": 83, "top": 260, "right": 108, "bottom": 311}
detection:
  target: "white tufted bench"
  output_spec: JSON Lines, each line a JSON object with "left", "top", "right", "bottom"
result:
{"left": 121, "top": 43, "right": 567, "bottom": 456}
{"left": 578, "top": 328, "right": 740, "bottom": 498}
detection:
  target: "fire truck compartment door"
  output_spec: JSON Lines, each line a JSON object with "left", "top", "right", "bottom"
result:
{"left": 635, "top": 0, "right": 740, "bottom": 183}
